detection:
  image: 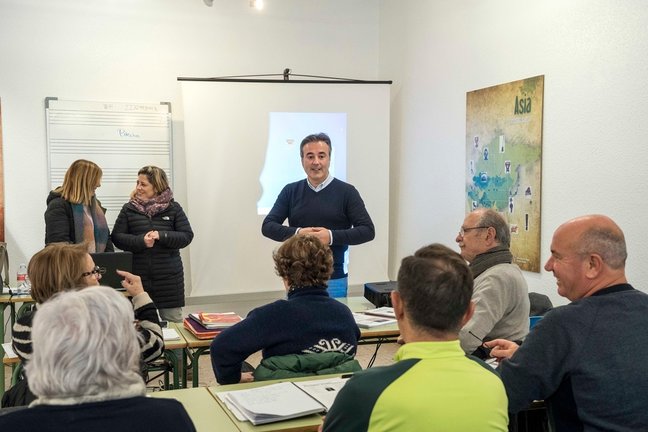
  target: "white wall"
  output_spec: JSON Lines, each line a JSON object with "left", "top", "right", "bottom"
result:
{"left": 0, "top": 0, "right": 380, "bottom": 293}
{"left": 379, "top": 0, "right": 648, "bottom": 306}
{"left": 4, "top": 0, "right": 647, "bottom": 307}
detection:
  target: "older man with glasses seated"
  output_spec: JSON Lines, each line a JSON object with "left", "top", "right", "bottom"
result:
{"left": 452, "top": 208, "right": 529, "bottom": 358}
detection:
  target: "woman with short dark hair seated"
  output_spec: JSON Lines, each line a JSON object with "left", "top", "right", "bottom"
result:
{"left": 210, "top": 235, "right": 360, "bottom": 384}
{"left": 0, "top": 287, "right": 195, "bottom": 431}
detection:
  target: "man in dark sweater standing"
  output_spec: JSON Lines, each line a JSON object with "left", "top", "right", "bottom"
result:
{"left": 486, "top": 215, "right": 648, "bottom": 431}
{"left": 262, "top": 132, "right": 375, "bottom": 297}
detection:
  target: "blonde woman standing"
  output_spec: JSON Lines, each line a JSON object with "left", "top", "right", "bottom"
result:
{"left": 44, "top": 159, "right": 113, "bottom": 252}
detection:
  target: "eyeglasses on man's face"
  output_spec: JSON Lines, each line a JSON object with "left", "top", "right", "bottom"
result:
{"left": 458, "top": 226, "right": 489, "bottom": 237}
{"left": 81, "top": 266, "right": 105, "bottom": 278}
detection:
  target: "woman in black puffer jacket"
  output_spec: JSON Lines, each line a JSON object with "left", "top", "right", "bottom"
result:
{"left": 112, "top": 166, "right": 193, "bottom": 322}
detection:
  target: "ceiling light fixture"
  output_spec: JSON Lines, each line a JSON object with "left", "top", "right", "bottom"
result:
{"left": 249, "top": 0, "right": 264, "bottom": 10}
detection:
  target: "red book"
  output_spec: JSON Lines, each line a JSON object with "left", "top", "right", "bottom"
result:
{"left": 196, "top": 312, "right": 242, "bottom": 328}
{"left": 183, "top": 317, "right": 222, "bottom": 340}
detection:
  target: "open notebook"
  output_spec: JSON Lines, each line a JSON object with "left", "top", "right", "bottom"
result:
{"left": 352, "top": 312, "right": 397, "bottom": 328}
{"left": 215, "top": 377, "right": 350, "bottom": 425}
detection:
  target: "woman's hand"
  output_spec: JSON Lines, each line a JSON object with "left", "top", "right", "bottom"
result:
{"left": 144, "top": 230, "right": 159, "bottom": 248}
{"left": 240, "top": 372, "right": 254, "bottom": 383}
{"left": 116, "top": 270, "right": 145, "bottom": 297}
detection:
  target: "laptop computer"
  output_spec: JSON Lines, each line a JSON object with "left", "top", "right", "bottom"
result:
{"left": 90, "top": 252, "right": 133, "bottom": 290}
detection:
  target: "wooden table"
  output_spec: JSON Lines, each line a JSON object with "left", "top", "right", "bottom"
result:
{"left": 150, "top": 386, "right": 239, "bottom": 432}
{"left": 338, "top": 296, "right": 400, "bottom": 367}
{"left": 177, "top": 296, "right": 401, "bottom": 387}
{"left": 338, "top": 296, "right": 400, "bottom": 343}
{"left": 175, "top": 324, "right": 212, "bottom": 388}
{"left": 162, "top": 324, "right": 189, "bottom": 390}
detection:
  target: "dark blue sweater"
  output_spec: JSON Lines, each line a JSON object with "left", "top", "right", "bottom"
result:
{"left": 0, "top": 396, "right": 195, "bottom": 432}
{"left": 261, "top": 178, "right": 374, "bottom": 279}
{"left": 210, "top": 287, "right": 360, "bottom": 384}
{"left": 499, "top": 284, "right": 648, "bottom": 431}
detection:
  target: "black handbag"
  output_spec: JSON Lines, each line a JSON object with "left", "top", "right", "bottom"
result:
{"left": 1, "top": 377, "right": 35, "bottom": 408}
{"left": 0, "top": 242, "right": 8, "bottom": 288}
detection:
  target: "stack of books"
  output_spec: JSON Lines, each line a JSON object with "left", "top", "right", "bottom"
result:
{"left": 183, "top": 312, "right": 243, "bottom": 339}
{"left": 189, "top": 312, "right": 243, "bottom": 329}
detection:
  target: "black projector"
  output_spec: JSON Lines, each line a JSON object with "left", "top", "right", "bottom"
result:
{"left": 364, "top": 281, "right": 398, "bottom": 307}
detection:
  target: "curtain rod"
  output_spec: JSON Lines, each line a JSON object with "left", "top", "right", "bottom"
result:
{"left": 177, "top": 69, "right": 392, "bottom": 84}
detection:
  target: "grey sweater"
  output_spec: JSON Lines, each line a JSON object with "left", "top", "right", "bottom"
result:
{"left": 459, "top": 262, "right": 530, "bottom": 354}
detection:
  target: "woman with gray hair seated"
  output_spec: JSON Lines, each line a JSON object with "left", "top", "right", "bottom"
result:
{"left": 0, "top": 286, "right": 195, "bottom": 431}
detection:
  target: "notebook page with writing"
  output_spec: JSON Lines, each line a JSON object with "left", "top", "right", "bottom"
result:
{"left": 292, "top": 377, "right": 349, "bottom": 411}
{"left": 218, "top": 382, "right": 325, "bottom": 425}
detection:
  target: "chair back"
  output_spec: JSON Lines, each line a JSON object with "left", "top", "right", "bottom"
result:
{"left": 529, "top": 292, "right": 553, "bottom": 317}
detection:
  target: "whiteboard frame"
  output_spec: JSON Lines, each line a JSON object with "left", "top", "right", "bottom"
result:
{"left": 45, "top": 98, "right": 173, "bottom": 229}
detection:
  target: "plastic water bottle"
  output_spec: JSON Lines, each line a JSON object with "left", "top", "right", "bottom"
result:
{"left": 16, "top": 263, "right": 28, "bottom": 289}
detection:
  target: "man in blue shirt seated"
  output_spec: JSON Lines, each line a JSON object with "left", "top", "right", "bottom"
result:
{"left": 486, "top": 215, "right": 648, "bottom": 431}
{"left": 261, "top": 132, "right": 375, "bottom": 297}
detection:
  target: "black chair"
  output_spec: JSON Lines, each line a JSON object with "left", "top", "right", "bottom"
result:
{"left": 529, "top": 292, "right": 553, "bottom": 317}
{"left": 509, "top": 293, "right": 554, "bottom": 432}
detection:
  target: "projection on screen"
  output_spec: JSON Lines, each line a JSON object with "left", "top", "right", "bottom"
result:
{"left": 180, "top": 79, "right": 390, "bottom": 297}
{"left": 257, "top": 112, "right": 347, "bottom": 215}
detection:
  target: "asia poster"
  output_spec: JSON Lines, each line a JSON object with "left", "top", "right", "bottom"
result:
{"left": 465, "top": 75, "right": 544, "bottom": 272}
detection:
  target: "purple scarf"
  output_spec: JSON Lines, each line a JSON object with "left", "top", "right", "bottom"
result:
{"left": 130, "top": 188, "right": 173, "bottom": 217}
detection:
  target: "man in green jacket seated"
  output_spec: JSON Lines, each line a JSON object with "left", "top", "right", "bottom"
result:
{"left": 322, "top": 244, "right": 508, "bottom": 432}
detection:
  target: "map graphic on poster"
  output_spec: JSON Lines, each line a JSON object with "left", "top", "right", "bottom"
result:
{"left": 465, "top": 76, "right": 544, "bottom": 273}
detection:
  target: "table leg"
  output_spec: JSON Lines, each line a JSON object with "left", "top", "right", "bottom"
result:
{"left": 163, "top": 349, "right": 182, "bottom": 390}
{"left": 184, "top": 347, "right": 209, "bottom": 387}
{"left": 1, "top": 302, "right": 8, "bottom": 397}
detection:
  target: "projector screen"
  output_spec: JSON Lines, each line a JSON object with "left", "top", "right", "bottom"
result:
{"left": 180, "top": 80, "right": 390, "bottom": 297}
{"left": 258, "top": 112, "right": 347, "bottom": 215}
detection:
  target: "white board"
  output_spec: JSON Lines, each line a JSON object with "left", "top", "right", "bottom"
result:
{"left": 45, "top": 98, "right": 173, "bottom": 228}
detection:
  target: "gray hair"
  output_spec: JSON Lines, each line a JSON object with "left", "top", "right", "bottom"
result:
{"left": 478, "top": 209, "right": 510, "bottom": 247}
{"left": 577, "top": 226, "right": 627, "bottom": 269}
{"left": 27, "top": 286, "right": 145, "bottom": 400}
